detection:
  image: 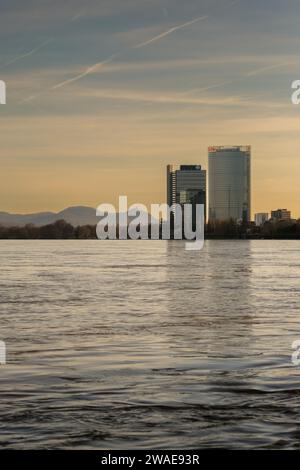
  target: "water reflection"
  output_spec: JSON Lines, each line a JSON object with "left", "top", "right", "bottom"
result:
{"left": 164, "top": 240, "right": 255, "bottom": 364}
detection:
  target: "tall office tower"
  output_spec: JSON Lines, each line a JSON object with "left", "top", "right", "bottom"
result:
{"left": 208, "top": 146, "right": 251, "bottom": 222}
{"left": 271, "top": 209, "right": 291, "bottom": 220}
{"left": 167, "top": 165, "right": 207, "bottom": 219}
{"left": 255, "top": 213, "right": 269, "bottom": 226}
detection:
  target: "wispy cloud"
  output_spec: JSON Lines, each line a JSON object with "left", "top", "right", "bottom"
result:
{"left": 75, "top": 86, "right": 285, "bottom": 110}
{"left": 132, "top": 15, "right": 208, "bottom": 49}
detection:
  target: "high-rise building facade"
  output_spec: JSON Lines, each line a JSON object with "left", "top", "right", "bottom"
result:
{"left": 167, "top": 165, "right": 207, "bottom": 219}
{"left": 271, "top": 209, "right": 291, "bottom": 220}
{"left": 208, "top": 146, "right": 251, "bottom": 222}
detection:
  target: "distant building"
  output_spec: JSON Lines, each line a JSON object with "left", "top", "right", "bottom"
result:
{"left": 208, "top": 146, "right": 251, "bottom": 222}
{"left": 271, "top": 209, "right": 291, "bottom": 221}
{"left": 167, "top": 165, "right": 207, "bottom": 220}
{"left": 255, "top": 213, "right": 269, "bottom": 226}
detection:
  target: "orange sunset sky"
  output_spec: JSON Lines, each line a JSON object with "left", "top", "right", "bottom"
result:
{"left": 0, "top": 0, "right": 299, "bottom": 218}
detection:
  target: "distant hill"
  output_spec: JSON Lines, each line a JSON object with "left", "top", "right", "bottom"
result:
{"left": 0, "top": 206, "right": 98, "bottom": 227}
{"left": 0, "top": 206, "right": 154, "bottom": 227}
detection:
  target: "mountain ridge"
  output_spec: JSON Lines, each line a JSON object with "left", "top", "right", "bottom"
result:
{"left": 0, "top": 206, "right": 99, "bottom": 227}
{"left": 0, "top": 206, "right": 154, "bottom": 227}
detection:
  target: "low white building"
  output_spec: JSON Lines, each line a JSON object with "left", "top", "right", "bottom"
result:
{"left": 255, "top": 213, "right": 269, "bottom": 226}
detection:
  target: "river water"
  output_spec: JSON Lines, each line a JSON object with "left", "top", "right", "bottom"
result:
{"left": 0, "top": 240, "right": 299, "bottom": 449}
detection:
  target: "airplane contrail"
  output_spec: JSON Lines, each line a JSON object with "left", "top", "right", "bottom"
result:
{"left": 133, "top": 15, "right": 208, "bottom": 49}
{"left": 21, "top": 92, "right": 44, "bottom": 103}
{"left": 2, "top": 39, "right": 54, "bottom": 68}
{"left": 134, "top": 0, "right": 238, "bottom": 50}
{"left": 20, "top": 1, "right": 240, "bottom": 102}
{"left": 181, "top": 59, "right": 296, "bottom": 100}
{"left": 51, "top": 54, "right": 118, "bottom": 90}
{"left": 19, "top": 54, "right": 119, "bottom": 103}
{"left": 20, "top": 14, "right": 208, "bottom": 100}
{"left": 182, "top": 80, "right": 235, "bottom": 96}
{"left": 244, "top": 61, "right": 296, "bottom": 77}
{"left": 2, "top": 10, "right": 84, "bottom": 69}
{"left": 225, "top": 0, "right": 241, "bottom": 9}
{"left": 70, "top": 11, "right": 85, "bottom": 23}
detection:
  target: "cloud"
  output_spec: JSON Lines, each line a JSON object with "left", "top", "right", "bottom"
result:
{"left": 73, "top": 86, "right": 285, "bottom": 109}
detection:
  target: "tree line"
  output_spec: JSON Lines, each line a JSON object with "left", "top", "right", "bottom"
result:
{"left": 0, "top": 218, "right": 300, "bottom": 239}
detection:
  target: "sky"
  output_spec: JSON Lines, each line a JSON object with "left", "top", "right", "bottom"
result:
{"left": 0, "top": 0, "right": 299, "bottom": 217}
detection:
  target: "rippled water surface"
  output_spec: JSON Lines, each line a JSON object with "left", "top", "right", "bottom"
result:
{"left": 0, "top": 240, "right": 300, "bottom": 449}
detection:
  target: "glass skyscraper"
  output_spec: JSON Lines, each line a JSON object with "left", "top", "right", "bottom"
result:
{"left": 167, "top": 165, "right": 207, "bottom": 220}
{"left": 208, "top": 146, "right": 251, "bottom": 222}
